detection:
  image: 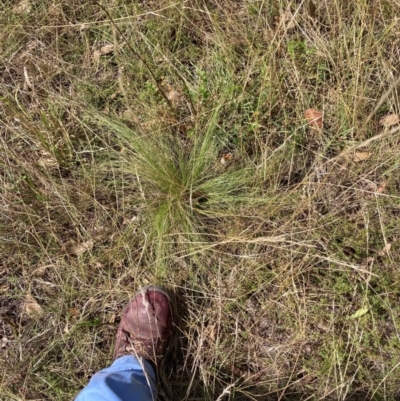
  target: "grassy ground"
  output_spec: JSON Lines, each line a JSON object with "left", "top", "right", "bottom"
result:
{"left": 2, "top": 0, "right": 400, "bottom": 399}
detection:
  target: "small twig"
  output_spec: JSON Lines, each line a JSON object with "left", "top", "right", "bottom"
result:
{"left": 23, "top": 66, "right": 33, "bottom": 89}
{"left": 329, "top": 76, "right": 400, "bottom": 163}
{"left": 135, "top": 166, "right": 146, "bottom": 200}
{"left": 363, "top": 75, "right": 400, "bottom": 131}
{"left": 329, "top": 124, "right": 400, "bottom": 163}
{"left": 112, "top": 24, "right": 146, "bottom": 135}
{"left": 95, "top": 1, "right": 174, "bottom": 111}
{"left": 117, "top": 67, "right": 145, "bottom": 135}
{"left": 215, "top": 382, "right": 237, "bottom": 401}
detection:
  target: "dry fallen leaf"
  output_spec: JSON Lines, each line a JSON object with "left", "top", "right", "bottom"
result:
{"left": 33, "top": 265, "right": 47, "bottom": 277}
{"left": 24, "top": 294, "right": 43, "bottom": 317}
{"left": 376, "top": 182, "right": 386, "bottom": 193}
{"left": 304, "top": 108, "right": 323, "bottom": 129}
{"left": 0, "top": 284, "right": 10, "bottom": 294}
{"left": 38, "top": 156, "right": 58, "bottom": 168}
{"left": 37, "top": 151, "right": 58, "bottom": 168}
{"left": 160, "top": 80, "right": 185, "bottom": 107}
{"left": 171, "top": 255, "right": 189, "bottom": 269}
{"left": 379, "top": 114, "right": 399, "bottom": 127}
{"left": 220, "top": 152, "right": 233, "bottom": 165}
{"left": 352, "top": 151, "right": 371, "bottom": 162}
{"left": 93, "top": 45, "right": 115, "bottom": 62}
{"left": 165, "top": 88, "right": 181, "bottom": 104}
{"left": 93, "top": 50, "right": 101, "bottom": 62}
{"left": 63, "top": 239, "right": 94, "bottom": 256}
{"left": 68, "top": 308, "right": 80, "bottom": 319}
{"left": 100, "top": 44, "right": 115, "bottom": 55}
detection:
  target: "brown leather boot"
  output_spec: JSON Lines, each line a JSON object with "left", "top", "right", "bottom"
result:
{"left": 113, "top": 286, "right": 173, "bottom": 367}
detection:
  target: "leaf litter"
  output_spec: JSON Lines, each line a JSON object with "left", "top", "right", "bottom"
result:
{"left": 352, "top": 151, "right": 371, "bottom": 162}
{"left": 93, "top": 44, "right": 116, "bottom": 62}
{"left": 304, "top": 108, "right": 323, "bottom": 129}
{"left": 379, "top": 114, "right": 399, "bottom": 127}
{"left": 63, "top": 239, "right": 94, "bottom": 256}
{"left": 24, "top": 294, "right": 43, "bottom": 317}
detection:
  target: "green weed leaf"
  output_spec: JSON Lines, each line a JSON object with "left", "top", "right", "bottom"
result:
{"left": 348, "top": 307, "right": 369, "bottom": 320}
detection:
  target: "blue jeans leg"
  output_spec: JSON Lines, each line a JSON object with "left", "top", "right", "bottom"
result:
{"left": 75, "top": 355, "right": 157, "bottom": 401}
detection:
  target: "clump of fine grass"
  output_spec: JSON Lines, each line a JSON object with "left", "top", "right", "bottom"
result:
{"left": 93, "top": 108, "right": 264, "bottom": 267}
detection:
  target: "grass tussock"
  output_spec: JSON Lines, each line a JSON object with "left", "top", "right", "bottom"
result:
{"left": 2, "top": 0, "right": 400, "bottom": 400}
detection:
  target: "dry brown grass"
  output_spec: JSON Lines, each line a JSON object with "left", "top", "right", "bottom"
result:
{"left": 2, "top": 0, "right": 400, "bottom": 400}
